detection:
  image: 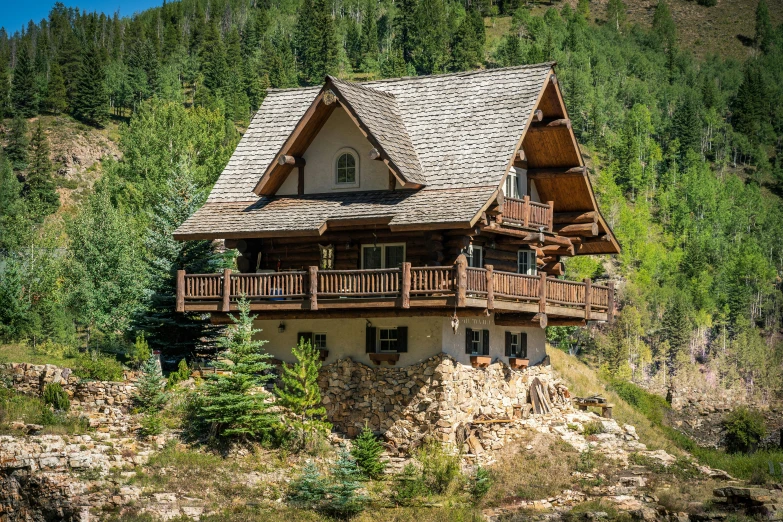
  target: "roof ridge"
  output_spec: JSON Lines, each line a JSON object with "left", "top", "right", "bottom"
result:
{"left": 267, "top": 62, "right": 555, "bottom": 93}
{"left": 326, "top": 75, "right": 397, "bottom": 99}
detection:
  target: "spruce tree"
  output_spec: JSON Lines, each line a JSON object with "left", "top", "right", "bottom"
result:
{"left": 754, "top": 0, "right": 773, "bottom": 54}
{"left": 133, "top": 170, "right": 228, "bottom": 357}
{"left": 24, "top": 121, "right": 60, "bottom": 222}
{"left": 450, "top": 13, "right": 481, "bottom": 72}
{"left": 195, "top": 299, "right": 278, "bottom": 441}
{"left": 323, "top": 449, "right": 368, "bottom": 519}
{"left": 0, "top": 59, "right": 11, "bottom": 118}
{"left": 295, "top": 0, "right": 338, "bottom": 85}
{"left": 5, "top": 116, "right": 29, "bottom": 171}
{"left": 0, "top": 154, "right": 30, "bottom": 250}
{"left": 45, "top": 62, "right": 68, "bottom": 114}
{"left": 133, "top": 355, "right": 168, "bottom": 412}
{"left": 346, "top": 21, "right": 363, "bottom": 71}
{"left": 350, "top": 424, "right": 387, "bottom": 479}
{"left": 380, "top": 47, "right": 408, "bottom": 78}
{"left": 672, "top": 95, "right": 701, "bottom": 154}
{"left": 731, "top": 63, "right": 767, "bottom": 145}
{"left": 360, "top": 0, "right": 379, "bottom": 69}
{"left": 394, "top": 0, "right": 417, "bottom": 63}
{"left": 11, "top": 44, "right": 38, "bottom": 117}
{"left": 72, "top": 45, "right": 109, "bottom": 127}
{"left": 274, "top": 338, "right": 331, "bottom": 451}
{"left": 662, "top": 294, "right": 690, "bottom": 362}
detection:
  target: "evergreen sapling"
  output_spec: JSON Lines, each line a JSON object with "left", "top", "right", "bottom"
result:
{"left": 350, "top": 424, "right": 387, "bottom": 479}
{"left": 134, "top": 355, "right": 168, "bottom": 412}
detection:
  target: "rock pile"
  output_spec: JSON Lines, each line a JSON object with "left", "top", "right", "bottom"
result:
{"left": 714, "top": 486, "right": 783, "bottom": 520}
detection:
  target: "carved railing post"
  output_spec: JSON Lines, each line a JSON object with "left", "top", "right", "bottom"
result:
{"left": 539, "top": 271, "right": 547, "bottom": 314}
{"left": 309, "top": 266, "right": 318, "bottom": 310}
{"left": 522, "top": 195, "right": 530, "bottom": 228}
{"left": 608, "top": 281, "right": 616, "bottom": 323}
{"left": 221, "top": 269, "right": 232, "bottom": 312}
{"left": 546, "top": 200, "right": 554, "bottom": 232}
{"left": 485, "top": 265, "right": 494, "bottom": 311}
{"left": 456, "top": 254, "right": 467, "bottom": 307}
{"left": 176, "top": 270, "right": 185, "bottom": 312}
{"left": 401, "top": 262, "right": 411, "bottom": 308}
{"left": 584, "top": 277, "right": 592, "bottom": 321}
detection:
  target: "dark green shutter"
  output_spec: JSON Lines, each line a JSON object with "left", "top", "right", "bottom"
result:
{"left": 366, "top": 327, "right": 377, "bottom": 353}
{"left": 482, "top": 330, "right": 490, "bottom": 355}
{"left": 520, "top": 332, "right": 528, "bottom": 358}
{"left": 397, "top": 327, "right": 408, "bottom": 353}
{"left": 505, "top": 331, "right": 512, "bottom": 357}
{"left": 465, "top": 328, "right": 473, "bottom": 354}
{"left": 297, "top": 332, "right": 313, "bottom": 347}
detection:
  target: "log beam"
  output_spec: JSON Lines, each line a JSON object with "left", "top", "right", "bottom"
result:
{"left": 553, "top": 211, "right": 597, "bottom": 225}
{"left": 277, "top": 154, "right": 306, "bottom": 166}
{"left": 527, "top": 166, "right": 586, "bottom": 180}
{"left": 369, "top": 148, "right": 382, "bottom": 160}
{"left": 554, "top": 222, "right": 599, "bottom": 237}
{"left": 529, "top": 118, "right": 571, "bottom": 129}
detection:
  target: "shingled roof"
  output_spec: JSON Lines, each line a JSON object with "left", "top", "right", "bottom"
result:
{"left": 176, "top": 63, "right": 590, "bottom": 240}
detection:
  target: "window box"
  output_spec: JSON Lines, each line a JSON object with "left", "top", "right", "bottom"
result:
{"left": 369, "top": 353, "right": 400, "bottom": 366}
{"left": 318, "top": 350, "right": 329, "bottom": 361}
{"left": 470, "top": 355, "right": 491, "bottom": 368}
{"left": 508, "top": 357, "right": 529, "bottom": 370}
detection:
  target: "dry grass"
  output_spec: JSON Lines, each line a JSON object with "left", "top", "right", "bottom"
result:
{"left": 0, "top": 343, "right": 75, "bottom": 367}
{"left": 548, "top": 347, "right": 681, "bottom": 454}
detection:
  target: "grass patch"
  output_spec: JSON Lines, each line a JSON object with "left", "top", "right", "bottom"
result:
{"left": 0, "top": 342, "right": 125, "bottom": 381}
{"left": 563, "top": 499, "right": 633, "bottom": 522}
{"left": 0, "top": 386, "right": 90, "bottom": 435}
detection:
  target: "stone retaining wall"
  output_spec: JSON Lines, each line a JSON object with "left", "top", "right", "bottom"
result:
{"left": 318, "top": 353, "right": 570, "bottom": 453}
{"left": 1, "top": 362, "right": 136, "bottom": 413}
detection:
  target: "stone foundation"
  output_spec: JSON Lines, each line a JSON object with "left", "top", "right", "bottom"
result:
{"left": 318, "top": 353, "right": 570, "bottom": 453}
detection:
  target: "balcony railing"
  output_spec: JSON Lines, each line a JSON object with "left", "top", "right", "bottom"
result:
{"left": 177, "top": 259, "right": 615, "bottom": 322}
{"left": 502, "top": 195, "right": 554, "bottom": 232}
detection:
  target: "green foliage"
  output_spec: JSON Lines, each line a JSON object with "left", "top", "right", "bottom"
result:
{"left": 5, "top": 115, "right": 29, "bottom": 171}
{"left": 288, "top": 461, "right": 328, "bottom": 507}
{"left": 167, "top": 358, "right": 191, "bottom": 389}
{"left": 350, "top": 424, "right": 387, "bottom": 479}
{"left": 24, "top": 122, "right": 60, "bottom": 223}
{"left": 287, "top": 451, "right": 369, "bottom": 519}
{"left": 10, "top": 44, "right": 38, "bottom": 117}
{"left": 609, "top": 380, "right": 671, "bottom": 426}
{"left": 392, "top": 463, "right": 429, "bottom": 505}
{"left": 134, "top": 356, "right": 168, "bottom": 412}
{"left": 0, "top": 154, "right": 30, "bottom": 251}
{"left": 582, "top": 421, "right": 606, "bottom": 436}
{"left": 470, "top": 465, "right": 492, "bottom": 501}
{"left": 1, "top": 385, "right": 88, "bottom": 435}
{"left": 130, "top": 333, "right": 152, "bottom": 369}
{"left": 72, "top": 350, "right": 125, "bottom": 381}
{"left": 190, "top": 299, "right": 278, "bottom": 442}
{"left": 140, "top": 412, "right": 164, "bottom": 437}
{"left": 416, "top": 440, "right": 463, "bottom": 494}
{"left": 44, "top": 62, "right": 68, "bottom": 114}
{"left": 42, "top": 383, "right": 70, "bottom": 412}
{"left": 723, "top": 407, "right": 767, "bottom": 454}
{"left": 275, "top": 339, "right": 331, "bottom": 452}
{"left": 295, "top": 0, "right": 338, "bottom": 85}
{"left": 72, "top": 44, "right": 108, "bottom": 127}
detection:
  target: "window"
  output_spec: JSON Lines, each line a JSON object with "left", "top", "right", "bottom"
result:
{"left": 335, "top": 148, "right": 359, "bottom": 186}
{"left": 505, "top": 332, "right": 528, "bottom": 358}
{"left": 517, "top": 249, "right": 537, "bottom": 276}
{"left": 313, "top": 333, "right": 327, "bottom": 350}
{"left": 465, "top": 328, "right": 490, "bottom": 356}
{"left": 319, "top": 244, "right": 334, "bottom": 269}
{"left": 504, "top": 170, "right": 520, "bottom": 199}
{"left": 379, "top": 328, "right": 398, "bottom": 352}
{"left": 467, "top": 244, "right": 483, "bottom": 268}
{"left": 362, "top": 243, "right": 405, "bottom": 269}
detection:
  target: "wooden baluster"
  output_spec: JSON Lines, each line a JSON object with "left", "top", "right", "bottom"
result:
{"left": 456, "top": 255, "right": 467, "bottom": 307}
{"left": 486, "top": 265, "right": 494, "bottom": 311}
{"left": 522, "top": 195, "right": 530, "bottom": 228}
{"left": 539, "top": 271, "right": 547, "bottom": 314}
{"left": 546, "top": 200, "right": 554, "bottom": 232}
{"left": 584, "top": 279, "right": 591, "bottom": 320}
{"left": 221, "top": 269, "right": 232, "bottom": 312}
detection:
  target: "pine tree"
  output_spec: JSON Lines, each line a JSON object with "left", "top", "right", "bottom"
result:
{"left": 672, "top": 95, "right": 701, "bottom": 154}
{"left": 651, "top": 1, "right": 676, "bottom": 53}
{"left": 380, "top": 47, "right": 408, "bottom": 78}
{"left": 0, "top": 154, "right": 30, "bottom": 250}
{"left": 133, "top": 355, "right": 168, "bottom": 412}
{"left": 360, "top": 0, "right": 379, "bottom": 69}
{"left": 394, "top": 0, "right": 417, "bottom": 63}
{"left": 346, "top": 20, "right": 362, "bottom": 71}
{"left": 662, "top": 294, "right": 690, "bottom": 362}
{"left": 11, "top": 44, "right": 38, "bottom": 117}
{"left": 24, "top": 121, "right": 60, "bottom": 222}
{"left": 72, "top": 45, "right": 109, "bottom": 127}
{"left": 577, "top": 0, "right": 591, "bottom": 20}
{"left": 133, "top": 170, "right": 228, "bottom": 357}
{"left": 288, "top": 461, "right": 328, "bottom": 508}
{"left": 754, "top": 0, "right": 773, "bottom": 54}
{"left": 606, "top": 0, "right": 627, "bottom": 32}
{"left": 0, "top": 59, "right": 11, "bottom": 118}
{"left": 350, "top": 424, "right": 387, "bottom": 479}
{"left": 295, "top": 0, "right": 338, "bottom": 85}
{"left": 5, "top": 116, "right": 29, "bottom": 171}
{"left": 731, "top": 63, "right": 768, "bottom": 145}
{"left": 411, "top": 0, "right": 450, "bottom": 74}
{"left": 195, "top": 298, "right": 278, "bottom": 441}
{"left": 450, "top": 13, "right": 481, "bottom": 72}
{"left": 323, "top": 449, "right": 368, "bottom": 519}
{"left": 44, "top": 62, "right": 68, "bottom": 114}
{"left": 274, "top": 338, "right": 331, "bottom": 451}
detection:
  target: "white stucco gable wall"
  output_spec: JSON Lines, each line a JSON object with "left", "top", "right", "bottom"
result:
{"left": 277, "top": 106, "right": 399, "bottom": 195}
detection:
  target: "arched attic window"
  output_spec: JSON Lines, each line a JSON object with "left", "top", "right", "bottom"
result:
{"left": 334, "top": 148, "right": 359, "bottom": 187}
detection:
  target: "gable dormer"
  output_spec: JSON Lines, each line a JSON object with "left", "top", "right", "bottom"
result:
{"left": 254, "top": 76, "right": 425, "bottom": 197}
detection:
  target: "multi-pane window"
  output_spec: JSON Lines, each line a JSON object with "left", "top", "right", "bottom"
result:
{"left": 504, "top": 170, "right": 520, "bottom": 199}
{"left": 470, "top": 329, "right": 482, "bottom": 354}
{"left": 336, "top": 152, "right": 357, "bottom": 184}
{"left": 362, "top": 244, "right": 405, "bottom": 269}
{"left": 509, "top": 333, "right": 519, "bottom": 354}
{"left": 313, "top": 333, "right": 327, "bottom": 350}
{"left": 467, "top": 244, "right": 483, "bottom": 268}
{"left": 379, "top": 328, "right": 398, "bottom": 352}
{"left": 517, "top": 249, "right": 537, "bottom": 276}
{"left": 505, "top": 331, "right": 528, "bottom": 358}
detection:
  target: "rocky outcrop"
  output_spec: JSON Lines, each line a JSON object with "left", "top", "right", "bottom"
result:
{"left": 0, "top": 468, "right": 84, "bottom": 522}
{"left": 318, "top": 354, "right": 570, "bottom": 453}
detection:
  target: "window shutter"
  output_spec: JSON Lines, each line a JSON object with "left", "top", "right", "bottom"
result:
{"left": 520, "top": 332, "right": 528, "bottom": 359}
{"left": 505, "top": 331, "right": 512, "bottom": 357}
{"left": 465, "top": 328, "right": 473, "bottom": 354}
{"left": 397, "top": 327, "right": 408, "bottom": 353}
{"left": 297, "top": 332, "right": 313, "bottom": 347}
{"left": 482, "top": 330, "right": 490, "bottom": 356}
{"left": 365, "top": 327, "right": 377, "bottom": 353}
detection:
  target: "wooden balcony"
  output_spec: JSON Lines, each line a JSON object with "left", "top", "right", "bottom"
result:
{"left": 500, "top": 195, "right": 554, "bottom": 232}
{"left": 176, "top": 258, "right": 615, "bottom": 323}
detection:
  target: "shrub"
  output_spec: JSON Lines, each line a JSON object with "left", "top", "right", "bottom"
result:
{"left": 392, "top": 464, "right": 428, "bottom": 505}
{"left": 470, "top": 465, "right": 492, "bottom": 501}
{"left": 275, "top": 339, "right": 331, "bottom": 452}
{"left": 134, "top": 356, "right": 168, "bottom": 412}
{"left": 416, "top": 440, "right": 462, "bottom": 494}
{"left": 42, "top": 383, "right": 70, "bottom": 412}
{"left": 723, "top": 407, "right": 767, "bottom": 454}
{"left": 130, "top": 333, "right": 151, "bottom": 369}
{"left": 288, "top": 461, "right": 328, "bottom": 508}
{"left": 73, "top": 350, "right": 124, "bottom": 381}
{"left": 167, "top": 358, "right": 190, "bottom": 388}
{"left": 583, "top": 421, "right": 605, "bottom": 436}
{"left": 140, "top": 413, "right": 164, "bottom": 437}
{"left": 609, "top": 380, "right": 670, "bottom": 426}
{"left": 350, "top": 424, "right": 387, "bottom": 479}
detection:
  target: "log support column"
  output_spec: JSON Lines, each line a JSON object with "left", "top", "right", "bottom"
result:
{"left": 309, "top": 266, "right": 319, "bottom": 311}
{"left": 456, "top": 254, "right": 467, "bottom": 307}
{"left": 221, "top": 268, "right": 232, "bottom": 312}
{"left": 176, "top": 270, "right": 185, "bottom": 312}
{"left": 485, "top": 265, "right": 494, "bottom": 311}
{"left": 401, "top": 262, "right": 411, "bottom": 309}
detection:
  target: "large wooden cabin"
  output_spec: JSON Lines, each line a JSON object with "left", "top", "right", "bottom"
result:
{"left": 174, "top": 63, "right": 620, "bottom": 368}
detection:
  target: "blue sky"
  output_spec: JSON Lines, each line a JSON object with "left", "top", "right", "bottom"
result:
{"left": 2, "top": 0, "right": 165, "bottom": 34}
